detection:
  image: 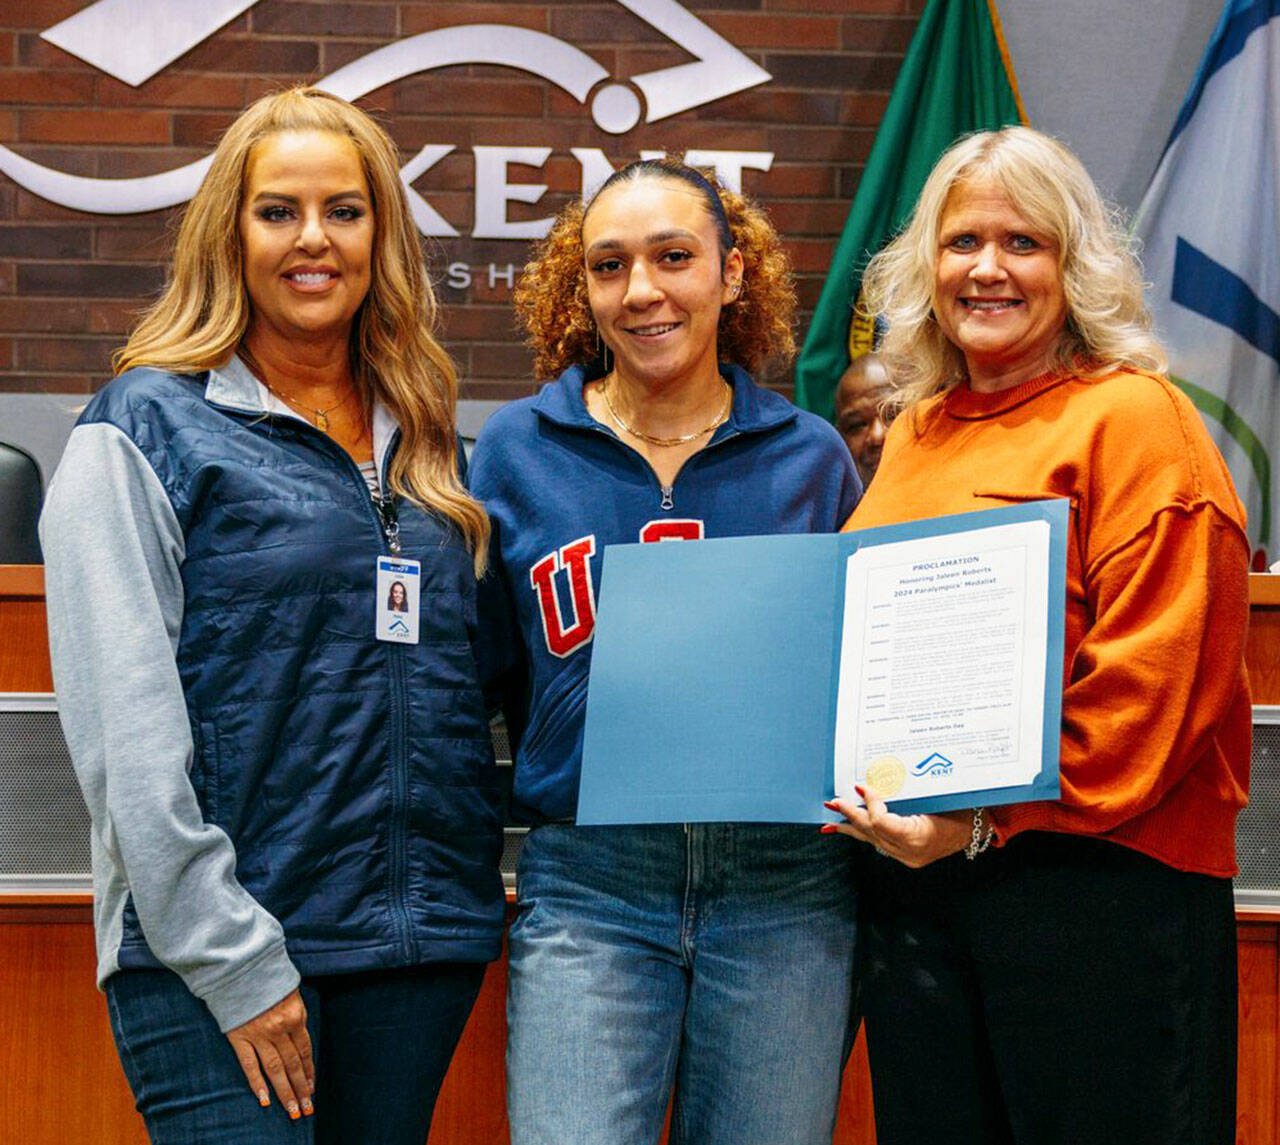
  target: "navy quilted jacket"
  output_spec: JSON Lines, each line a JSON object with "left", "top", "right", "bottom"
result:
{"left": 42, "top": 357, "right": 507, "bottom": 1030}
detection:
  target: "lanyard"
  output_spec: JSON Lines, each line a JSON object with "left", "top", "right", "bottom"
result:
{"left": 374, "top": 492, "right": 401, "bottom": 555}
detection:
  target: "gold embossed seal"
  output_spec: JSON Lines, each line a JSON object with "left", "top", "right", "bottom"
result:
{"left": 864, "top": 756, "right": 907, "bottom": 798}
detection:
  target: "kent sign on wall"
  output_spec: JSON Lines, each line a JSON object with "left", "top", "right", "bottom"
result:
{"left": 0, "top": 0, "right": 777, "bottom": 241}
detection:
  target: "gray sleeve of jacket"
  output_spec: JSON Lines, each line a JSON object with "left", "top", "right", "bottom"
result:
{"left": 40, "top": 422, "right": 300, "bottom": 1032}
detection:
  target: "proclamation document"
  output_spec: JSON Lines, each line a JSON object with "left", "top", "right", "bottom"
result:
{"left": 832, "top": 518, "right": 1051, "bottom": 806}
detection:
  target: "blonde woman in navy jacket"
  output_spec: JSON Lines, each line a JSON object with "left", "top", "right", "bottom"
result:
{"left": 41, "top": 89, "right": 508, "bottom": 1145}
{"left": 469, "top": 158, "right": 862, "bottom": 1145}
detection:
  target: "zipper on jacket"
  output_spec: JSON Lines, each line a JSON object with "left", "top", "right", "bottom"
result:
{"left": 589, "top": 421, "right": 741, "bottom": 514}
{"left": 384, "top": 622, "right": 415, "bottom": 960}
{"left": 367, "top": 434, "right": 416, "bottom": 962}
{"left": 651, "top": 429, "right": 740, "bottom": 513}
{"left": 231, "top": 410, "right": 418, "bottom": 960}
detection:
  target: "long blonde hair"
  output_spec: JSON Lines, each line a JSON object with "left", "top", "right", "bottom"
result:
{"left": 115, "top": 87, "right": 489, "bottom": 573}
{"left": 860, "top": 126, "right": 1166, "bottom": 416}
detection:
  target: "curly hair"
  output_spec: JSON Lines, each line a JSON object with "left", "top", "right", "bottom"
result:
{"left": 114, "top": 87, "right": 489, "bottom": 573}
{"left": 860, "top": 126, "right": 1166, "bottom": 416}
{"left": 514, "top": 157, "right": 796, "bottom": 380}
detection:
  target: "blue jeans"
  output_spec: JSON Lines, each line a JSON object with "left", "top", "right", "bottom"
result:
{"left": 106, "top": 962, "right": 486, "bottom": 1145}
{"left": 506, "top": 823, "right": 858, "bottom": 1145}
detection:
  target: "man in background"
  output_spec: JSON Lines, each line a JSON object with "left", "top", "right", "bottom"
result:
{"left": 834, "top": 353, "right": 891, "bottom": 487}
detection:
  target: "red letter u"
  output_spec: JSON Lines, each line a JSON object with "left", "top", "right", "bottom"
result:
{"left": 529, "top": 535, "right": 598, "bottom": 657}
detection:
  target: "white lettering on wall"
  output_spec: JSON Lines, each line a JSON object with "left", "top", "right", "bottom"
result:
{"left": 488, "top": 263, "right": 518, "bottom": 289}
{"left": 10, "top": 3, "right": 773, "bottom": 216}
{"left": 638, "top": 149, "right": 774, "bottom": 193}
{"left": 403, "top": 147, "right": 778, "bottom": 239}
{"left": 401, "top": 144, "right": 459, "bottom": 237}
{"left": 472, "top": 146, "right": 554, "bottom": 239}
{"left": 571, "top": 148, "right": 618, "bottom": 201}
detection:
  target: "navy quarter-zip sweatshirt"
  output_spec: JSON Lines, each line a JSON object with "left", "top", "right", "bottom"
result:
{"left": 468, "top": 363, "right": 861, "bottom": 824}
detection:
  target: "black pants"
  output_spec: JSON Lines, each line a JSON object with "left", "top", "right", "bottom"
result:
{"left": 860, "top": 832, "right": 1237, "bottom": 1145}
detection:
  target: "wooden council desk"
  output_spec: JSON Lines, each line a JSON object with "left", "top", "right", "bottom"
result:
{"left": 1, "top": 565, "right": 1277, "bottom": 1143}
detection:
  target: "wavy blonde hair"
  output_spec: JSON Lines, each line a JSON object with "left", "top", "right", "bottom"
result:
{"left": 860, "top": 126, "right": 1166, "bottom": 416}
{"left": 115, "top": 87, "right": 489, "bottom": 573}
{"left": 514, "top": 157, "right": 796, "bottom": 380}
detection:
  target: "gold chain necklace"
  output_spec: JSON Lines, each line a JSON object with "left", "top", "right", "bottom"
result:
{"left": 239, "top": 346, "right": 358, "bottom": 433}
{"left": 601, "top": 377, "right": 731, "bottom": 447}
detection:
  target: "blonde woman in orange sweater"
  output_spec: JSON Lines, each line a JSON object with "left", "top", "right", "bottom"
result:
{"left": 826, "top": 127, "right": 1250, "bottom": 1145}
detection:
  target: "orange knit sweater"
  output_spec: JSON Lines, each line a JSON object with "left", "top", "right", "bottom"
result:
{"left": 845, "top": 369, "right": 1251, "bottom": 877}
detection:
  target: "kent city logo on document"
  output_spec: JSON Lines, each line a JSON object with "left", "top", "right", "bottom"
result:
{"left": 912, "top": 752, "right": 956, "bottom": 779}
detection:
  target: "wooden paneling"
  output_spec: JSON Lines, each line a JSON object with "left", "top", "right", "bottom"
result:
{"left": 0, "top": 902, "right": 148, "bottom": 1143}
{"left": 0, "top": 565, "right": 52, "bottom": 692}
{"left": 1247, "top": 574, "right": 1280, "bottom": 707}
{"left": 0, "top": 565, "right": 45, "bottom": 597}
{"left": 1238, "top": 923, "right": 1279, "bottom": 1145}
{"left": 1250, "top": 576, "right": 1280, "bottom": 608}
{"left": 1248, "top": 599, "right": 1280, "bottom": 706}
{"left": 834, "top": 1029, "right": 877, "bottom": 1145}
{"left": 429, "top": 948, "right": 511, "bottom": 1144}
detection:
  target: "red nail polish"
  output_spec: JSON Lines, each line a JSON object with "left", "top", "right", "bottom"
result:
{"left": 820, "top": 823, "right": 839, "bottom": 834}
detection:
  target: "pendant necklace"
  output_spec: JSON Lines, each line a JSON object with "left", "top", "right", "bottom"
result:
{"left": 239, "top": 346, "right": 358, "bottom": 432}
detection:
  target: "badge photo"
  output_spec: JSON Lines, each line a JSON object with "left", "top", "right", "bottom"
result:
{"left": 376, "top": 557, "right": 421, "bottom": 644}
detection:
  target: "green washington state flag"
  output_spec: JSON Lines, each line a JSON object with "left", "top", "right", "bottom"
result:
{"left": 794, "top": 0, "right": 1025, "bottom": 423}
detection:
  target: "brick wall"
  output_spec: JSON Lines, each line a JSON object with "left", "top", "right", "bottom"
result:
{"left": 0, "top": 0, "right": 922, "bottom": 402}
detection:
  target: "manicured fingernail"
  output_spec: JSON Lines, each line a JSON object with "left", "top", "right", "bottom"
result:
{"left": 820, "top": 823, "right": 839, "bottom": 834}
{"left": 258, "top": 1090, "right": 270, "bottom": 1108}
{"left": 855, "top": 785, "right": 867, "bottom": 799}
{"left": 288, "top": 1103, "right": 300, "bottom": 1120}
{"left": 302, "top": 1097, "right": 314, "bottom": 1116}
{"left": 822, "top": 799, "right": 839, "bottom": 809}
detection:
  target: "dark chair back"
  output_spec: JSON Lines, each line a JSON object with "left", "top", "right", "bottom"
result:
{"left": 0, "top": 441, "right": 42, "bottom": 563}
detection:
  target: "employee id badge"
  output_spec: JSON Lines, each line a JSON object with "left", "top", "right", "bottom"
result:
{"left": 376, "top": 557, "right": 421, "bottom": 644}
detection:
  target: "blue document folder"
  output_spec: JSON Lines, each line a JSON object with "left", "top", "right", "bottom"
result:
{"left": 577, "top": 500, "right": 1068, "bottom": 825}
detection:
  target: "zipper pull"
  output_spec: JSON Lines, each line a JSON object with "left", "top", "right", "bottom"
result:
{"left": 660, "top": 485, "right": 674, "bottom": 511}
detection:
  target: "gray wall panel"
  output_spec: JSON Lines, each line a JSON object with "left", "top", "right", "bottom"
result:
{"left": 1001, "top": 0, "right": 1221, "bottom": 213}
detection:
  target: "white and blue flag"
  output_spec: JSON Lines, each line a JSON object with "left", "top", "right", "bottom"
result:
{"left": 1136, "top": 0, "right": 1280, "bottom": 560}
